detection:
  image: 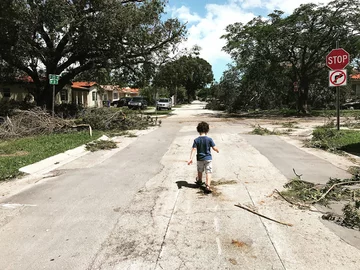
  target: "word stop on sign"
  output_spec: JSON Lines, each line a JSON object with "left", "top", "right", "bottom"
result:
{"left": 327, "top": 55, "right": 348, "bottom": 64}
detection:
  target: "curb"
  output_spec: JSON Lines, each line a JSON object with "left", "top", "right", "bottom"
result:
{"left": 19, "top": 135, "right": 109, "bottom": 177}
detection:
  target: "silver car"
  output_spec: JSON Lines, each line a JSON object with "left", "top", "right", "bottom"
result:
{"left": 156, "top": 98, "right": 172, "bottom": 110}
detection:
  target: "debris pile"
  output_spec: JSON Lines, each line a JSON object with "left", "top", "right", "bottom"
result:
{"left": 0, "top": 108, "right": 73, "bottom": 139}
{"left": 279, "top": 174, "right": 360, "bottom": 230}
{"left": 85, "top": 140, "right": 117, "bottom": 152}
{"left": 79, "top": 108, "right": 156, "bottom": 131}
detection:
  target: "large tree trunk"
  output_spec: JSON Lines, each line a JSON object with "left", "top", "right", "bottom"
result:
{"left": 33, "top": 84, "right": 54, "bottom": 110}
{"left": 298, "top": 77, "right": 309, "bottom": 114}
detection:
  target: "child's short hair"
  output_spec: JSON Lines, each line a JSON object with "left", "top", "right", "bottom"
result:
{"left": 197, "top": 121, "right": 209, "bottom": 133}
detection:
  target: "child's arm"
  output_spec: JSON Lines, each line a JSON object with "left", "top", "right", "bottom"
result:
{"left": 187, "top": 147, "right": 196, "bottom": 165}
{"left": 212, "top": 146, "right": 219, "bottom": 153}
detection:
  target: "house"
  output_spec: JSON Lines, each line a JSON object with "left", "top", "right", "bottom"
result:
{"left": 350, "top": 74, "right": 360, "bottom": 96}
{"left": 63, "top": 81, "right": 103, "bottom": 107}
{"left": 119, "top": 87, "right": 139, "bottom": 98}
{"left": 101, "top": 85, "right": 121, "bottom": 104}
{"left": 0, "top": 76, "right": 36, "bottom": 102}
{"left": 1, "top": 76, "right": 139, "bottom": 108}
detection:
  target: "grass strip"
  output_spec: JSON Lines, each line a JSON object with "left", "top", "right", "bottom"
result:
{"left": 0, "top": 131, "right": 102, "bottom": 181}
{"left": 306, "top": 128, "right": 360, "bottom": 154}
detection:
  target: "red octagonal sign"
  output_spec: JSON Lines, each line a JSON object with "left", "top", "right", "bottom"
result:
{"left": 326, "top": 48, "right": 350, "bottom": 70}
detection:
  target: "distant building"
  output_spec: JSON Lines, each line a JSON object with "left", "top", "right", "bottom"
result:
{"left": 350, "top": 74, "right": 360, "bottom": 97}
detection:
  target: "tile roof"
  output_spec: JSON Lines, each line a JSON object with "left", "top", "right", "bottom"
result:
{"left": 119, "top": 87, "right": 139, "bottom": 94}
{"left": 17, "top": 76, "right": 34, "bottom": 83}
{"left": 350, "top": 74, "right": 360, "bottom": 80}
{"left": 101, "top": 85, "right": 120, "bottom": 91}
{"left": 72, "top": 81, "right": 97, "bottom": 88}
{"left": 16, "top": 75, "right": 46, "bottom": 83}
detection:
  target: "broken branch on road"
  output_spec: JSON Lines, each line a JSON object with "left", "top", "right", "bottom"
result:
{"left": 234, "top": 203, "right": 293, "bottom": 227}
{"left": 278, "top": 175, "right": 360, "bottom": 230}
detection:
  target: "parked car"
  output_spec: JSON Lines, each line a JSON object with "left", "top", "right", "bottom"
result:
{"left": 342, "top": 101, "right": 360, "bottom": 110}
{"left": 128, "top": 96, "right": 148, "bottom": 110}
{"left": 156, "top": 98, "right": 172, "bottom": 110}
{"left": 111, "top": 97, "right": 132, "bottom": 107}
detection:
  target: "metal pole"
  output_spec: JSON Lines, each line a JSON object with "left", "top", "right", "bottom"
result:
{"left": 52, "top": 84, "right": 55, "bottom": 117}
{"left": 336, "top": 40, "right": 340, "bottom": 130}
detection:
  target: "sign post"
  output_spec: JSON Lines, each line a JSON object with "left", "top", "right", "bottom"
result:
{"left": 49, "top": 74, "right": 60, "bottom": 117}
{"left": 326, "top": 43, "right": 350, "bottom": 130}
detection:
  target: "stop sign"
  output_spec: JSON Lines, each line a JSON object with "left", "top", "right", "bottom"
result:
{"left": 326, "top": 48, "right": 350, "bottom": 70}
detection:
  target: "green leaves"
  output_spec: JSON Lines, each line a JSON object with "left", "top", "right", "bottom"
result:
{"left": 0, "top": 0, "right": 186, "bottom": 106}
{"left": 154, "top": 56, "right": 213, "bottom": 101}
{"left": 220, "top": 0, "right": 360, "bottom": 112}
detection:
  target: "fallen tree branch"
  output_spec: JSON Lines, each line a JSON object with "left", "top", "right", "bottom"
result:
{"left": 274, "top": 189, "right": 298, "bottom": 206}
{"left": 274, "top": 189, "right": 328, "bottom": 214}
{"left": 293, "top": 168, "right": 303, "bottom": 179}
{"left": 309, "top": 181, "right": 360, "bottom": 204}
{"left": 234, "top": 203, "right": 293, "bottom": 227}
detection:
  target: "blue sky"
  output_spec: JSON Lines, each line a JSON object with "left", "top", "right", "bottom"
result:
{"left": 166, "top": 0, "right": 332, "bottom": 82}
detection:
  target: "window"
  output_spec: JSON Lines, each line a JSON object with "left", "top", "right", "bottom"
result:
{"left": 60, "top": 90, "right": 68, "bottom": 101}
{"left": 103, "top": 94, "right": 108, "bottom": 101}
{"left": 113, "top": 92, "right": 119, "bottom": 100}
{"left": 2, "top": 88, "right": 10, "bottom": 98}
{"left": 92, "top": 92, "right": 97, "bottom": 101}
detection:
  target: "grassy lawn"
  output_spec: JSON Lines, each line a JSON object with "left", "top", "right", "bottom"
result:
{"left": 307, "top": 128, "right": 360, "bottom": 154}
{"left": 0, "top": 131, "right": 102, "bottom": 181}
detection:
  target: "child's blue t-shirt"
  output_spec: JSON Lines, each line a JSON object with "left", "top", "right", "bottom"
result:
{"left": 192, "top": 136, "right": 215, "bottom": 161}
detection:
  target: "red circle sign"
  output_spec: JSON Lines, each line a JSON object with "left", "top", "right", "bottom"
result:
{"left": 326, "top": 48, "right": 350, "bottom": 70}
{"left": 329, "top": 70, "right": 347, "bottom": 86}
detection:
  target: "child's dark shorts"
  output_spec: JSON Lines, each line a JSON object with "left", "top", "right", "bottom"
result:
{"left": 197, "top": 160, "right": 212, "bottom": 174}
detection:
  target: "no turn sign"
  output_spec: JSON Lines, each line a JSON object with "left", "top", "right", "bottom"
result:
{"left": 329, "top": 69, "right": 347, "bottom": 87}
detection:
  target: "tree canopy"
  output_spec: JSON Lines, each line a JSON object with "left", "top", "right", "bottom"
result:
{"left": 154, "top": 55, "right": 214, "bottom": 102}
{"left": 0, "top": 0, "right": 186, "bottom": 106}
{"left": 220, "top": 0, "right": 360, "bottom": 112}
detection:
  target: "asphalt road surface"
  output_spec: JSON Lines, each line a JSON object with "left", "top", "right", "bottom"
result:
{"left": 0, "top": 101, "right": 359, "bottom": 270}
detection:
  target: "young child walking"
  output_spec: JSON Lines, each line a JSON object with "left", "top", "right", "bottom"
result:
{"left": 187, "top": 121, "right": 219, "bottom": 193}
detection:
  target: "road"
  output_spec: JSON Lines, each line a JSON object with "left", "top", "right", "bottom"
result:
{"left": 0, "top": 101, "right": 359, "bottom": 270}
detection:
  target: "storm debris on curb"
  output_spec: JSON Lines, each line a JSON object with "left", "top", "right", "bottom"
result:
{"left": 277, "top": 169, "right": 360, "bottom": 230}
{"left": 85, "top": 140, "right": 117, "bottom": 152}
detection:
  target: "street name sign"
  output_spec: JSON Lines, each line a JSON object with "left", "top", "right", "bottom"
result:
{"left": 49, "top": 74, "right": 60, "bottom": 85}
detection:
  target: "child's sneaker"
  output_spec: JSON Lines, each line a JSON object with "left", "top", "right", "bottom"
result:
{"left": 195, "top": 177, "right": 204, "bottom": 186}
{"left": 204, "top": 185, "right": 212, "bottom": 194}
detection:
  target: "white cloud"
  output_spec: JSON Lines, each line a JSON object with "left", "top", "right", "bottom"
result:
{"left": 172, "top": 2, "right": 255, "bottom": 64}
{"left": 171, "top": 6, "right": 201, "bottom": 23}
{"left": 169, "top": 0, "right": 335, "bottom": 79}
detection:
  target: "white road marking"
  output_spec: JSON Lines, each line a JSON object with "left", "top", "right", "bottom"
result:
{"left": 214, "top": 217, "right": 220, "bottom": 233}
{"left": 216, "top": 237, "right": 222, "bottom": 255}
{"left": 0, "top": 203, "right": 37, "bottom": 209}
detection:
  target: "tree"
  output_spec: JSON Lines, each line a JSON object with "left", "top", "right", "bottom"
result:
{"left": 0, "top": 0, "right": 186, "bottom": 107}
{"left": 222, "top": 0, "right": 360, "bottom": 112}
{"left": 154, "top": 56, "right": 213, "bottom": 102}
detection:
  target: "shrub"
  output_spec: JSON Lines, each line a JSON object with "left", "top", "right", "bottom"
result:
{"left": 55, "top": 103, "right": 83, "bottom": 118}
{"left": 0, "top": 99, "right": 37, "bottom": 117}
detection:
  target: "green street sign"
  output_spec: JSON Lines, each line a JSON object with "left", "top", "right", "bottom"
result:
{"left": 50, "top": 79, "right": 59, "bottom": 85}
{"left": 49, "top": 74, "right": 59, "bottom": 79}
{"left": 49, "top": 74, "right": 60, "bottom": 85}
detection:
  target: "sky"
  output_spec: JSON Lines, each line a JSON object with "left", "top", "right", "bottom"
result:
{"left": 166, "top": 0, "right": 333, "bottom": 82}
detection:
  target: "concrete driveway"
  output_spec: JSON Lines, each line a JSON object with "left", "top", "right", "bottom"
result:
{"left": 0, "top": 101, "right": 359, "bottom": 270}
